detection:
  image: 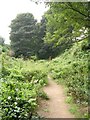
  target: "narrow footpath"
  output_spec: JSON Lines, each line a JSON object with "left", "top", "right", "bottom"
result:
{"left": 37, "top": 75, "right": 75, "bottom": 118}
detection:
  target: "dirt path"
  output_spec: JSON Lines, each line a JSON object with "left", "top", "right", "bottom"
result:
{"left": 37, "top": 75, "right": 75, "bottom": 118}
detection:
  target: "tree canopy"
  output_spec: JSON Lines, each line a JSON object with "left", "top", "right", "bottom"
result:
{"left": 10, "top": 13, "right": 38, "bottom": 58}
{"left": 9, "top": 2, "right": 89, "bottom": 59}
{"left": 0, "top": 36, "right": 5, "bottom": 46}
{"left": 45, "top": 2, "right": 89, "bottom": 45}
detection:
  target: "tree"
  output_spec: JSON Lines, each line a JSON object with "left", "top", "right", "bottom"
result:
{"left": 10, "top": 13, "right": 38, "bottom": 58}
{"left": 36, "top": 15, "right": 48, "bottom": 58}
{"left": 39, "top": 2, "right": 89, "bottom": 57}
{"left": 34, "top": 16, "right": 47, "bottom": 55}
{"left": 0, "top": 36, "right": 5, "bottom": 46}
{"left": 45, "top": 2, "right": 89, "bottom": 44}
{"left": 37, "top": 43, "right": 54, "bottom": 59}
{"left": 36, "top": 15, "right": 58, "bottom": 59}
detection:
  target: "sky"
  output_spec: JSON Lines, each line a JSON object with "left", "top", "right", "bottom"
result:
{"left": 0, "top": 0, "right": 48, "bottom": 44}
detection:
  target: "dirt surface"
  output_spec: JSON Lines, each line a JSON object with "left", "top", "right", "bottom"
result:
{"left": 37, "top": 75, "right": 75, "bottom": 118}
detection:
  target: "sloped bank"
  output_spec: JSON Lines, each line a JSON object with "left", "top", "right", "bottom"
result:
{"left": 48, "top": 39, "right": 89, "bottom": 118}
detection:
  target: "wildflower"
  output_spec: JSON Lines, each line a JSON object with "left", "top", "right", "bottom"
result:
{"left": 14, "top": 102, "right": 17, "bottom": 105}
{"left": 8, "top": 96, "right": 11, "bottom": 100}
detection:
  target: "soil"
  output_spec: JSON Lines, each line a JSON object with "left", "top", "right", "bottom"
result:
{"left": 37, "top": 75, "right": 75, "bottom": 118}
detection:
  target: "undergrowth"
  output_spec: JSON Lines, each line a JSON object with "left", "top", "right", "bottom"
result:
{"left": 0, "top": 39, "right": 89, "bottom": 119}
{"left": 48, "top": 39, "right": 89, "bottom": 118}
{"left": 0, "top": 53, "right": 49, "bottom": 120}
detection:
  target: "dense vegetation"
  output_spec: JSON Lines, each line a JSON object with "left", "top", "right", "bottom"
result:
{"left": 0, "top": 51, "right": 49, "bottom": 120}
{"left": 49, "top": 39, "right": 89, "bottom": 117}
{"left": 9, "top": 13, "right": 47, "bottom": 59}
{"left": 0, "top": 38, "right": 89, "bottom": 119}
{"left": 0, "top": 1, "right": 89, "bottom": 119}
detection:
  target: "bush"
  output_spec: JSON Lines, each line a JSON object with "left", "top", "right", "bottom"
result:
{"left": 21, "top": 69, "right": 48, "bottom": 86}
{"left": 0, "top": 53, "right": 48, "bottom": 120}
{"left": 50, "top": 40, "right": 88, "bottom": 106}
{"left": 1, "top": 80, "right": 37, "bottom": 120}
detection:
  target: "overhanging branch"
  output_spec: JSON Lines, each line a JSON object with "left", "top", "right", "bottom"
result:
{"left": 67, "top": 3, "right": 89, "bottom": 19}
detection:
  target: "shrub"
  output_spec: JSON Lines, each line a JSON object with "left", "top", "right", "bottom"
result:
{"left": 0, "top": 80, "right": 38, "bottom": 120}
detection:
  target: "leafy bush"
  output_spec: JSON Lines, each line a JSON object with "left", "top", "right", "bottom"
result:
{"left": 30, "top": 55, "right": 38, "bottom": 61}
{"left": 0, "top": 53, "right": 48, "bottom": 120}
{"left": 38, "top": 90, "right": 49, "bottom": 100}
{"left": 49, "top": 40, "right": 88, "bottom": 107}
{"left": 1, "top": 80, "right": 38, "bottom": 120}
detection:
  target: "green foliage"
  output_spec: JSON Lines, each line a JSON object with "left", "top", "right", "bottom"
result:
{"left": 0, "top": 53, "right": 48, "bottom": 120}
{"left": 10, "top": 13, "right": 37, "bottom": 58}
{"left": 45, "top": 2, "right": 89, "bottom": 43}
{"left": 0, "top": 38, "right": 89, "bottom": 118}
{"left": 0, "top": 36, "right": 5, "bottom": 46}
{"left": 69, "top": 104, "right": 78, "bottom": 114}
{"left": 48, "top": 39, "right": 89, "bottom": 117}
{"left": 43, "top": 2, "right": 89, "bottom": 58}
{"left": 38, "top": 90, "right": 49, "bottom": 100}
{"left": 1, "top": 80, "right": 37, "bottom": 120}
{"left": 1, "top": 2, "right": 89, "bottom": 119}
{"left": 0, "top": 36, "right": 10, "bottom": 54}
{"left": 9, "top": 13, "right": 47, "bottom": 59}
{"left": 30, "top": 55, "right": 38, "bottom": 61}
{"left": 22, "top": 69, "right": 47, "bottom": 86}
{"left": 37, "top": 43, "right": 55, "bottom": 59}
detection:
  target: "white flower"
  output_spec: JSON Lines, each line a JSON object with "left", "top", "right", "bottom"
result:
{"left": 15, "top": 88, "right": 19, "bottom": 91}
{"left": 14, "top": 102, "right": 17, "bottom": 105}
{"left": 8, "top": 96, "right": 11, "bottom": 100}
{"left": 34, "top": 79, "right": 38, "bottom": 83}
{"left": 16, "top": 97, "right": 19, "bottom": 100}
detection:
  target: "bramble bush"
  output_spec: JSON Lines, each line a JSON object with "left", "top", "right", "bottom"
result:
{"left": 0, "top": 53, "right": 48, "bottom": 120}
{"left": 49, "top": 40, "right": 88, "bottom": 108}
{"left": 0, "top": 39, "right": 89, "bottom": 119}
{"left": 1, "top": 80, "right": 37, "bottom": 120}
